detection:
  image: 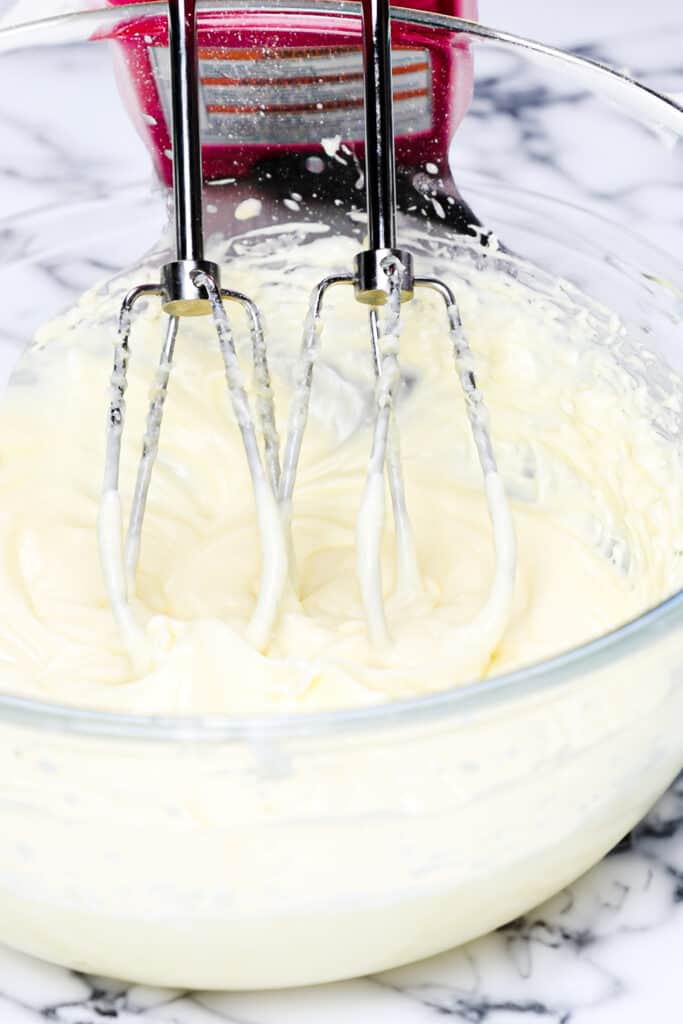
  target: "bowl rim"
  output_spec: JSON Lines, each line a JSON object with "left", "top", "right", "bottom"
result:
{"left": 0, "top": 1, "right": 682, "bottom": 742}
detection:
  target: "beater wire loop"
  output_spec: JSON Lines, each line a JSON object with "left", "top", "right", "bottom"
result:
{"left": 279, "top": 274, "right": 353, "bottom": 514}
{"left": 220, "top": 287, "right": 281, "bottom": 496}
{"left": 357, "top": 262, "right": 405, "bottom": 648}
{"left": 194, "top": 270, "right": 288, "bottom": 651}
{"left": 124, "top": 314, "right": 179, "bottom": 591}
{"left": 368, "top": 308, "right": 422, "bottom": 603}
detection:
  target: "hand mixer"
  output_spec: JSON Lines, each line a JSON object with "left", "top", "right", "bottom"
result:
{"left": 100, "top": 0, "right": 516, "bottom": 662}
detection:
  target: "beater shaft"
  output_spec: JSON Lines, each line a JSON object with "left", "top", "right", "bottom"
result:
{"left": 360, "top": 0, "right": 396, "bottom": 253}
{"left": 168, "top": 0, "right": 204, "bottom": 264}
{"left": 162, "top": 0, "right": 220, "bottom": 315}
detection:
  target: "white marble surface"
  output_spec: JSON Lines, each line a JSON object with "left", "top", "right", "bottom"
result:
{"left": 0, "top": 0, "right": 682, "bottom": 1021}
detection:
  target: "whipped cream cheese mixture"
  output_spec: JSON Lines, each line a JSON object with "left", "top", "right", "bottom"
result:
{"left": 0, "top": 228, "right": 681, "bottom": 713}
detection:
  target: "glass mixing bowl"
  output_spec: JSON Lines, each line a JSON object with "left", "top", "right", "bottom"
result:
{"left": 0, "top": 1, "right": 682, "bottom": 991}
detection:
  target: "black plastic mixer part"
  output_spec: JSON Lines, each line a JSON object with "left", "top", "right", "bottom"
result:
{"left": 247, "top": 152, "right": 485, "bottom": 238}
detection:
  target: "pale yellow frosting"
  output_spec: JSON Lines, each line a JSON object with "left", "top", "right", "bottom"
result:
{"left": 0, "top": 229, "right": 680, "bottom": 714}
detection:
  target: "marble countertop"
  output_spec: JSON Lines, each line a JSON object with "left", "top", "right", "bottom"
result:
{"left": 0, "top": 0, "right": 682, "bottom": 1021}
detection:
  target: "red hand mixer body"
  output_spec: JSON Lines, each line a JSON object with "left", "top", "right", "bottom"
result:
{"left": 105, "top": 0, "right": 477, "bottom": 212}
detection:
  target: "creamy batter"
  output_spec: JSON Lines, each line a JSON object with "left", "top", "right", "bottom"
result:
{"left": 0, "top": 228, "right": 680, "bottom": 714}
{"left": 0, "top": 225, "right": 683, "bottom": 991}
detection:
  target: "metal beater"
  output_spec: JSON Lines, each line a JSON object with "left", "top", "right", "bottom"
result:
{"left": 101, "top": 0, "right": 515, "bottom": 664}
{"left": 280, "top": 0, "right": 517, "bottom": 650}
{"left": 99, "top": 0, "right": 287, "bottom": 664}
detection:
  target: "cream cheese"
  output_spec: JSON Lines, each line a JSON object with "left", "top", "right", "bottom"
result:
{"left": 0, "top": 230, "right": 680, "bottom": 714}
